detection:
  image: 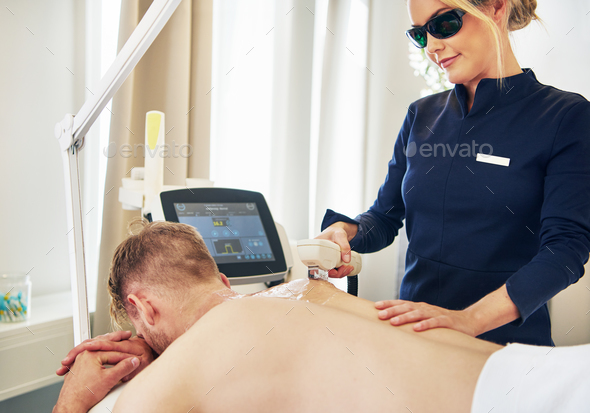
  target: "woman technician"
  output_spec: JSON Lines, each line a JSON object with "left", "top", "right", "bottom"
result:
{"left": 317, "top": 0, "right": 590, "bottom": 346}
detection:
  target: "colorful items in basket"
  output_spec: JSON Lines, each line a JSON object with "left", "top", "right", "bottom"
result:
{"left": 1, "top": 290, "right": 29, "bottom": 321}
{"left": 0, "top": 272, "right": 31, "bottom": 323}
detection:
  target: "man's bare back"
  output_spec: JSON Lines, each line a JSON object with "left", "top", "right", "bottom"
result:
{"left": 257, "top": 280, "right": 500, "bottom": 353}
{"left": 114, "top": 280, "right": 502, "bottom": 413}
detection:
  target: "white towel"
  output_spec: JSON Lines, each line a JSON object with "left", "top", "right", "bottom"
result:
{"left": 88, "top": 382, "right": 128, "bottom": 413}
{"left": 471, "top": 342, "right": 590, "bottom": 413}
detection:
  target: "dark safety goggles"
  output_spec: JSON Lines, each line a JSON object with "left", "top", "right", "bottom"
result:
{"left": 406, "top": 9, "right": 466, "bottom": 49}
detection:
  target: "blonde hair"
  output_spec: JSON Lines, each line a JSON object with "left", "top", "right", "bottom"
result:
{"left": 108, "top": 218, "right": 220, "bottom": 329}
{"left": 438, "top": 0, "right": 540, "bottom": 85}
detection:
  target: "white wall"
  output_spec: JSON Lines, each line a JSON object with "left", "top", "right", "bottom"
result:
{"left": 210, "top": 0, "right": 317, "bottom": 243}
{"left": 511, "top": 0, "right": 590, "bottom": 99}
{"left": 0, "top": 0, "right": 85, "bottom": 297}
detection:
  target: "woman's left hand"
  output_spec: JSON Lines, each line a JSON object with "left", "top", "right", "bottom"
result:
{"left": 375, "top": 300, "right": 479, "bottom": 337}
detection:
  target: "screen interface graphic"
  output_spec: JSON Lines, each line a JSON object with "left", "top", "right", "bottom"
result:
{"left": 175, "top": 202, "right": 275, "bottom": 265}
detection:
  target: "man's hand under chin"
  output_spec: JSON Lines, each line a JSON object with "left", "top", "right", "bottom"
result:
{"left": 57, "top": 331, "right": 156, "bottom": 382}
{"left": 52, "top": 351, "right": 139, "bottom": 413}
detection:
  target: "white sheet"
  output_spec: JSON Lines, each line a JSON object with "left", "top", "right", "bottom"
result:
{"left": 88, "top": 382, "right": 127, "bottom": 413}
{"left": 471, "top": 342, "right": 590, "bottom": 412}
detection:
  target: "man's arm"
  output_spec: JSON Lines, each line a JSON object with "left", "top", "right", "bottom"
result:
{"left": 53, "top": 351, "right": 139, "bottom": 413}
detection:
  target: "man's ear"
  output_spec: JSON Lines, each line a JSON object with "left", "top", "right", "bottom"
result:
{"left": 127, "top": 294, "right": 158, "bottom": 326}
{"left": 219, "top": 273, "right": 231, "bottom": 288}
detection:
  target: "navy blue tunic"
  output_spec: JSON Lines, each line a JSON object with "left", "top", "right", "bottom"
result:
{"left": 322, "top": 69, "right": 590, "bottom": 346}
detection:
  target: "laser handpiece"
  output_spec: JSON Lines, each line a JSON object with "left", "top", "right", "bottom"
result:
{"left": 297, "top": 239, "right": 362, "bottom": 281}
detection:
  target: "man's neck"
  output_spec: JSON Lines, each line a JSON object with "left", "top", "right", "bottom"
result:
{"left": 181, "top": 286, "right": 244, "bottom": 333}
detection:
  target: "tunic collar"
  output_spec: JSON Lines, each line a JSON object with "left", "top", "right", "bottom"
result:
{"left": 453, "top": 68, "right": 539, "bottom": 118}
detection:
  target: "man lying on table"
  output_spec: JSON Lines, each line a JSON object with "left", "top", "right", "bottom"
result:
{"left": 53, "top": 220, "right": 589, "bottom": 413}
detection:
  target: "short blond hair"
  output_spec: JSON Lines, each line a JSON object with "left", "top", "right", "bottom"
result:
{"left": 108, "top": 218, "right": 220, "bottom": 328}
{"left": 438, "top": 0, "right": 540, "bottom": 84}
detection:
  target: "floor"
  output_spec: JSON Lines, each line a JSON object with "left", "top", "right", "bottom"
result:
{"left": 0, "top": 382, "right": 62, "bottom": 413}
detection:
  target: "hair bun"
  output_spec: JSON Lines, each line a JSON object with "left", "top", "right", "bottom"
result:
{"left": 508, "top": 0, "right": 539, "bottom": 31}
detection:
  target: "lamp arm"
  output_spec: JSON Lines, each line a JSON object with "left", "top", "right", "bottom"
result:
{"left": 54, "top": 0, "right": 182, "bottom": 344}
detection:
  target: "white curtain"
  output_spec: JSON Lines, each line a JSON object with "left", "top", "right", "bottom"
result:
{"left": 210, "top": 0, "right": 314, "bottom": 242}
{"left": 211, "top": 0, "right": 424, "bottom": 300}
{"left": 93, "top": 0, "right": 213, "bottom": 335}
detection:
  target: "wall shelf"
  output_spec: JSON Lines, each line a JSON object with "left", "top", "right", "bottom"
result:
{"left": 0, "top": 291, "right": 75, "bottom": 402}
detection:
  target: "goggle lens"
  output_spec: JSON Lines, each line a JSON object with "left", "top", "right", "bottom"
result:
{"left": 429, "top": 13, "right": 462, "bottom": 38}
{"left": 406, "top": 29, "right": 427, "bottom": 48}
{"left": 405, "top": 10, "right": 465, "bottom": 49}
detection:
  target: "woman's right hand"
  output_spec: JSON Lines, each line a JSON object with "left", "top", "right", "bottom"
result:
{"left": 315, "top": 222, "right": 358, "bottom": 278}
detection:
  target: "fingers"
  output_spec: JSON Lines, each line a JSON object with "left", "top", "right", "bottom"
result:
{"left": 97, "top": 351, "right": 137, "bottom": 366}
{"left": 373, "top": 300, "right": 473, "bottom": 335}
{"left": 61, "top": 341, "right": 117, "bottom": 366}
{"left": 328, "top": 265, "right": 353, "bottom": 279}
{"left": 375, "top": 300, "right": 407, "bottom": 309}
{"left": 104, "top": 357, "right": 139, "bottom": 386}
{"left": 388, "top": 310, "right": 454, "bottom": 330}
{"left": 98, "top": 338, "right": 154, "bottom": 382}
{"left": 377, "top": 302, "right": 415, "bottom": 320}
{"left": 98, "top": 330, "right": 133, "bottom": 342}
{"left": 61, "top": 331, "right": 133, "bottom": 366}
{"left": 388, "top": 309, "right": 433, "bottom": 326}
{"left": 332, "top": 230, "right": 351, "bottom": 263}
{"left": 375, "top": 301, "right": 444, "bottom": 327}
{"left": 314, "top": 225, "right": 352, "bottom": 263}
{"left": 56, "top": 350, "right": 138, "bottom": 377}
{"left": 413, "top": 317, "right": 448, "bottom": 332}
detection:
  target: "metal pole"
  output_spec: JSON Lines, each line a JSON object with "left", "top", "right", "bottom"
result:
{"left": 62, "top": 141, "right": 91, "bottom": 344}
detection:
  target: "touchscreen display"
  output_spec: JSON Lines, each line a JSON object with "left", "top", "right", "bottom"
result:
{"left": 175, "top": 202, "right": 275, "bottom": 265}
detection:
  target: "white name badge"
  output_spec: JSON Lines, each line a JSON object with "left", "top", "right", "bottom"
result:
{"left": 476, "top": 153, "right": 510, "bottom": 167}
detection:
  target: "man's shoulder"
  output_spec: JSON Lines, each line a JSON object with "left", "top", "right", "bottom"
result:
{"left": 185, "top": 295, "right": 350, "bottom": 346}
{"left": 204, "top": 296, "right": 294, "bottom": 319}
{"left": 186, "top": 297, "right": 299, "bottom": 339}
